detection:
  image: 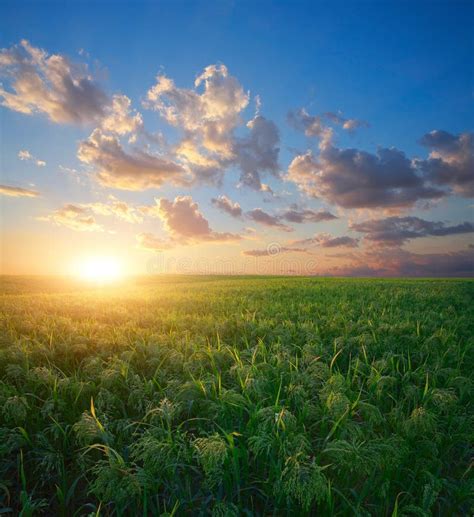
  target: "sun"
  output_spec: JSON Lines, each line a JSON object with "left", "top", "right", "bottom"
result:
{"left": 77, "top": 256, "right": 123, "bottom": 282}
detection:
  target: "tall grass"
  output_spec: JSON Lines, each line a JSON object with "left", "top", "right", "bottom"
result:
{"left": 0, "top": 276, "right": 472, "bottom": 515}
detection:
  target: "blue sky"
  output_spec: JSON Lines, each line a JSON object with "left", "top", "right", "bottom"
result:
{"left": 1, "top": 0, "right": 473, "bottom": 276}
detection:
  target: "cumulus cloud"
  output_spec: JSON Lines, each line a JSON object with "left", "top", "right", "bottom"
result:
{"left": 211, "top": 195, "right": 242, "bottom": 217}
{"left": 0, "top": 40, "right": 108, "bottom": 125}
{"left": 145, "top": 64, "right": 248, "bottom": 180}
{"left": 417, "top": 130, "right": 474, "bottom": 197}
{"left": 280, "top": 206, "right": 337, "bottom": 223}
{"left": 287, "top": 145, "right": 445, "bottom": 209}
{"left": 234, "top": 115, "right": 280, "bottom": 190}
{"left": 136, "top": 232, "right": 174, "bottom": 251}
{"left": 145, "top": 65, "right": 281, "bottom": 190}
{"left": 38, "top": 203, "right": 104, "bottom": 231}
{"left": 243, "top": 246, "right": 308, "bottom": 257}
{"left": 151, "top": 196, "right": 241, "bottom": 243}
{"left": 0, "top": 184, "right": 39, "bottom": 197}
{"left": 247, "top": 208, "right": 293, "bottom": 232}
{"left": 100, "top": 94, "right": 143, "bottom": 135}
{"left": 18, "top": 149, "right": 46, "bottom": 166}
{"left": 351, "top": 216, "right": 474, "bottom": 246}
{"left": 77, "top": 129, "right": 190, "bottom": 190}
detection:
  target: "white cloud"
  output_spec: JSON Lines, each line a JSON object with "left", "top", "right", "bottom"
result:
{"left": 18, "top": 149, "right": 46, "bottom": 167}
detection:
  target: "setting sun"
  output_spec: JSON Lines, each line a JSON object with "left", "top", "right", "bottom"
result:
{"left": 77, "top": 256, "right": 122, "bottom": 282}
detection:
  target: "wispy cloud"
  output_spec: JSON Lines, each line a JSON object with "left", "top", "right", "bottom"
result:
{"left": 280, "top": 207, "right": 337, "bottom": 224}
{"left": 290, "top": 233, "right": 359, "bottom": 248}
{"left": 0, "top": 184, "right": 39, "bottom": 198}
{"left": 243, "top": 246, "right": 308, "bottom": 257}
{"left": 136, "top": 232, "right": 174, "bottom": 251}
{"left": 18, "top": 149, "right": 46, "bottom": 166}
{"left": 38, "top": 204, "right": 104, "bottom": 232}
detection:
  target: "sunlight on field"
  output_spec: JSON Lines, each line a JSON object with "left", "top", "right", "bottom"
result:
{"left": 0, "top": 276, "right": 472, "bottom": 514}
{"left": 75, "top": 256, "right": 123, "bottom": 283}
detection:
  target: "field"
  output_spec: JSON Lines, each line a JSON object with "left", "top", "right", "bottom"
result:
{"left": 0, "top": 276, "right": 473, "bottom": 516}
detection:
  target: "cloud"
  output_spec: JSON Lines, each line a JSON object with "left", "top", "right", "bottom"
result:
{"left": 288, "top": 108, "right": 368, "bottom": 140}
{"left": 323, "top": 112, "right": 369, "bottom": 132}
{"left": 18, "top": 149, "right": 46, "bottom": 166}
{"left": 136, "top": 232, "right": 174, "bottom": 251}
{"left": 152, "top": 196, "right": 241, "bottom": 243}
{"left": 351, "top": 216, "right": 474, "bottom": 246}
{"left": 247, "top": 208, "right": 293, "bottom": 232}
{"left": 0, "top": 40, "right": 108, "bottom": 125}
{"left": 287, "top": 108, "right": 333, "bottom": 144}
{"left": 234, "top": 115, "right": 280, "bottom": 190}
{"left": 211, "top": 195, "right": 242, "bottom": 217}
{"left": 0, "top": 184, "right": 39, "bottom": 197}
{"left": 290, "top": 232, "right": 359, "bottom": 248}
{"left": 146, "top": 65, "right": 281, "bottom": 190}
{"left": 327, "top": 247, "right": 474, "bottom": 277}
{"left": 77, "top": 129, "right": 190, "bottom": 190}
{"left": 312, "top": 233, "right": 359, "bottom": 248}
{"left": 243, "top": 246, "right": 308, "bottom": 257}
{"left": 145, "top": 64, "right": 248, "bottom": 174}
{"left": 83, "top": 198, "right": 143, "bottom": 223}
{"left": 418, "top": 130, "right": 474, "bottom": 197}
{"left": 100, "top": 94, "right": 143, "bottom": 135}
{"left": 287, "top": 145, "right": 445, "bottom": 209}
{"left": 38, "top": 203, "right": 104, "bottom": 231}
{"left": 281, "top": 206, "right": 337, "bottom": 223}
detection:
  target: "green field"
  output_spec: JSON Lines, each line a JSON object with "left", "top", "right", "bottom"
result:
{"left": 0, "top": 276, "right": 473, "bottom": 515}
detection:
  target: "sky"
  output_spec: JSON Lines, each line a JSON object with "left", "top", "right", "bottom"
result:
{"left": 0, "top": 0, "right": 473, "bottom": 277}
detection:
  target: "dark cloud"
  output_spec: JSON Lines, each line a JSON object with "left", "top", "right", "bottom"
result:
{"left": 247, "top": 208, "right": 293, "bottom": 232}
{"left": 290, "top": 233, "right": 359, "bottom": 248}
{"left": 328, "top": 247, "right": 474, "bottom": 277}
{"left": 351, "top": 216, "right": 474, "bottom": 246}
{"left": 418, "top": 130, "right": 474, "bottom": 197}
{"left": 211, "top": 195, "right": 242, "bottom": 217}
{"left": 234, "top": 115, "right": 280, "bottom": 191}
{"left": 281, "top": 207, "right": 337, "bottom": 224}
{"left": 288, "top": 145, "right": 445, "bottom": 209}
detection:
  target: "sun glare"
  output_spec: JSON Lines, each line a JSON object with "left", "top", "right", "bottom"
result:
{"left": 77, "top": 256, "right": 123, "bottom": 283}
